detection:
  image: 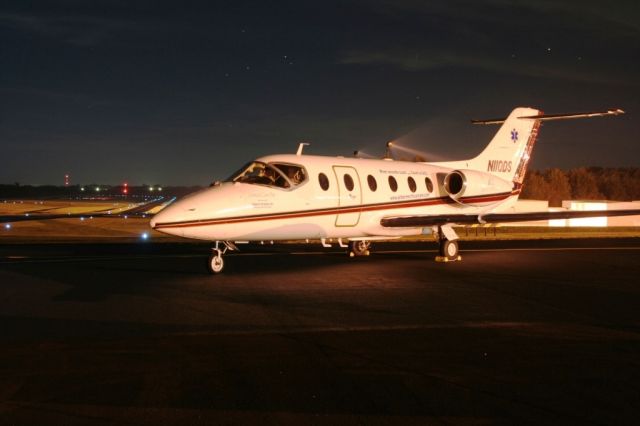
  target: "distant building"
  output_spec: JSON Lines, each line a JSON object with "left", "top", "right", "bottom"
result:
{"left": 511, "top": 199, "right": 640, "bottom": 227}
{"left": 561, "top": 200, "right": 640, "bottom": 227}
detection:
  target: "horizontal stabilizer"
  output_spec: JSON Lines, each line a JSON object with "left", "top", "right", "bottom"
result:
{"left": 381, "top": 208, "right": 640, "bottom": 228}
{"left": 471, "top": 109, "right": 624, "bottom": 125}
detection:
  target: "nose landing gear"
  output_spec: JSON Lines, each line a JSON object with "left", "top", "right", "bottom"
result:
{"left": 208, "top": 250, "right": 225, "bottom": 274}
{"left": 207, "top": 241, "right": 238, "bottom": 274}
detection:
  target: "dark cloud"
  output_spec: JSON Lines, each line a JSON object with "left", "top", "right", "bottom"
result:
{"left": 340, "top": 0, "right": 640, "bottom": 86}
{"left": 0, "top": 11, "right": 151, "bottom": 46}
{"left": 339, "top": 47, "right": 637, "bottom": 86}
{"left": 0, "top": 1, "right": 638, "bottom": 185}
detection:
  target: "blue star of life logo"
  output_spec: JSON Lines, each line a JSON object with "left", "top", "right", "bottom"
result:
{"left": 510, "top": 129, "right": 518, "bottom": 143}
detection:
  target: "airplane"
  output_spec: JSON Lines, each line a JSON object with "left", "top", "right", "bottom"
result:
{"left": 150, "top": 107, "right": 640, "bottom": 274}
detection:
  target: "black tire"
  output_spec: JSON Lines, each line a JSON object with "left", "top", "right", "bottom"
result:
{"left": 348, "top": 240, "right": 371, "bottom": 257}
{"left": 207, "top": 250, "right": 224, "bottom": 274}
{"left": 441, "top": 240, "right": 459, "bottom": 260}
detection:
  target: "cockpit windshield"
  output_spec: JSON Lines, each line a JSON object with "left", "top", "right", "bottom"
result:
{"left": 227, "top": 161, "right": 307, "bottom": 189}
{"left": 271, "top": 163, "right": 307, "bottom": 186}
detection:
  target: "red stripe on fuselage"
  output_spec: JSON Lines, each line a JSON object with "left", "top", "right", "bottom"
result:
{"left": 153, "top": 191, "right": 517, "bottom": 229}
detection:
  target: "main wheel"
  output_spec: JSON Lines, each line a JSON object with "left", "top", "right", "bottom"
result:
{"left": 348, "top": 240, "right": 371, "bottom": 257}
{"left": 207, "top": 250, "right": 225, "bottom": 274}
{"left": 441, "top": 239, "right": 459, "bottom": 260}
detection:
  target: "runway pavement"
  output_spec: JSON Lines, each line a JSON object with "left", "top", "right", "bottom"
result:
{"left": 1, "top": 239, "right": 639, "bottom": 425}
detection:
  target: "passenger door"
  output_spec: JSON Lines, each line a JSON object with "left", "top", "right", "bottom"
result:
{"left": 332, "top": 166, "right": 362, "bottom": 226}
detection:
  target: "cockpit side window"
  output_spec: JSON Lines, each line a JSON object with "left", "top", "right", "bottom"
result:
{"left": 269, "top": 163, "right": 307, "bottom": 187}
{"left": 226, "top": 161, "right": 290, "bottom": 189}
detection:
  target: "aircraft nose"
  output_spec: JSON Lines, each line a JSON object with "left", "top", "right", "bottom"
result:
{"left": 149, "top": 201, "right": 179, "bottom": 230}
{"left": 149, "top": 211, "right": 165, "bottom": 229}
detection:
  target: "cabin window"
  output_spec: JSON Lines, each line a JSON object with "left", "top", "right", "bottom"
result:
{"left": 343, "top": 174, "right": 355, "bottom": 191}
{"left": 425, "top": 177, "right": 434, "bottom": 193}
{"left": 388, "top": 176, "right": 398, "bottom": 192}
{"left": 318, "top": 173, "right": 330, "bottom": 191}
{"left": 408, "top": 176, "right": 416, "bottom": 192}
{"left": 227, "top": 161, "right": 290, "bottom": 189}
{"left": 367, "top": 175, "right": 377, "bottom": 191}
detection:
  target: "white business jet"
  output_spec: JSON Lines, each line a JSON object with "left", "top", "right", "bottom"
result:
{"left": 150, "top": 107, "right": 638, "bottom": 273}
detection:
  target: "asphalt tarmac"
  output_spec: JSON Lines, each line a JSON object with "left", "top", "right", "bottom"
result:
{"left": 1, "top": 239, "right": 639, "bottom": 425}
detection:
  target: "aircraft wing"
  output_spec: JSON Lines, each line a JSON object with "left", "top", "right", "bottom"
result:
{"left": 380, "top": 209, "right": 640, "bottom": 228}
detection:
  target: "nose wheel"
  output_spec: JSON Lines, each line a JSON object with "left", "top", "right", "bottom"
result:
{"left": 206, "top": 241, "right": 238, "bottom": 274}
{"left": 208, "top": 249, "right": 225, "bottom": 274}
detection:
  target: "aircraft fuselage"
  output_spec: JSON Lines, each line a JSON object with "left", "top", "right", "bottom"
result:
{"left": 151, "top": 154, "right": 518, "bottom": 241}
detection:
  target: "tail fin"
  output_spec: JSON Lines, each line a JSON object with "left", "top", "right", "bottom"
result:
{"left": 465, "top": 107, "right": 624, "bottom": 184}
{"left": 433, "top": 107, "right": 623, "bottom": 188}
{"left": 468, "top": 107, "right": 541, "bottom": 185}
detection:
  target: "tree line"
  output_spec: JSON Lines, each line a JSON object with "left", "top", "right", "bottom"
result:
{"left": 1, "top": 167, "right": 638, "bottom": 206}
{"left": 521, "top": 167, "right": 640, "bottom": 206}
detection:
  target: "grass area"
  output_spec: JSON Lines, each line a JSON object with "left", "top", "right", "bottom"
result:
{"left": 2, "top": 199, "right": 638, "bottom": 243}
{"left": 453, "top": 226, "right": 640, "bottom": 240}
{"left": 0, "top": 217, "right": 181, "bottom": 243}
{"left": 1, "top": 216, "right": 638, "bottom": 244}
{"left": 0, "top": 199, "right": 134, "bottom": 215}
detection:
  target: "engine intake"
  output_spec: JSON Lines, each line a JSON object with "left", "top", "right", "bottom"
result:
{"left": 443, "top": 169, "right": 512, "bottom": 204}
{"left": 443, "top": 171, "right": 466, "bottom": 199}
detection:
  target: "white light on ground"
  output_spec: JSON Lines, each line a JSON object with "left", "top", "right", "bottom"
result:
{"left": 567, "top": 201, "right": 608, "bottom": 227}
{"left": 4, "top": 224, "right": 10, "bottom": 229}
{"left": 141, "top": 232, "right": 149, "bottom": 240}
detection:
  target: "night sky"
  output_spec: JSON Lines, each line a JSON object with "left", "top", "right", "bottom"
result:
{"left": 2, "top": 1, "right": 639, "bottom": 185}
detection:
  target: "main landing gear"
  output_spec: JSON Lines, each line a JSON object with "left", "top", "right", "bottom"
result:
{"left": 348, "top": 240, "right": 371, "bottom": 257}
{"left": 436, "top": 225, "right": 461, "bottom": 262}
{"left": 207, "top": 241, "right": 237, "bottom": 274}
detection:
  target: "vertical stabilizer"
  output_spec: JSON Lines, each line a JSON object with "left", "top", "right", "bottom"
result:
{"left": 469, "top": 107, "right": 541, "bottom": 185}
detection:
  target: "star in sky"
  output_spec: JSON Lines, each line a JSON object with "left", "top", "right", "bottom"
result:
{"left": 0, "top": 1, "right": 638, "bottom": 184}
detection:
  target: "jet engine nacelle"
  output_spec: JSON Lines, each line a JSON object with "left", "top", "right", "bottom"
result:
{"left": 443, "top": 169, "right": 513, "bottom": 203}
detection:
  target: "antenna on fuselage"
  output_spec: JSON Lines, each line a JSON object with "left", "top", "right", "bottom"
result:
{"left": 384, "top": 141, "right": 393, "bottom": 159}
{"left": 296, "top": 142, "right": 310, "bottom": 156}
